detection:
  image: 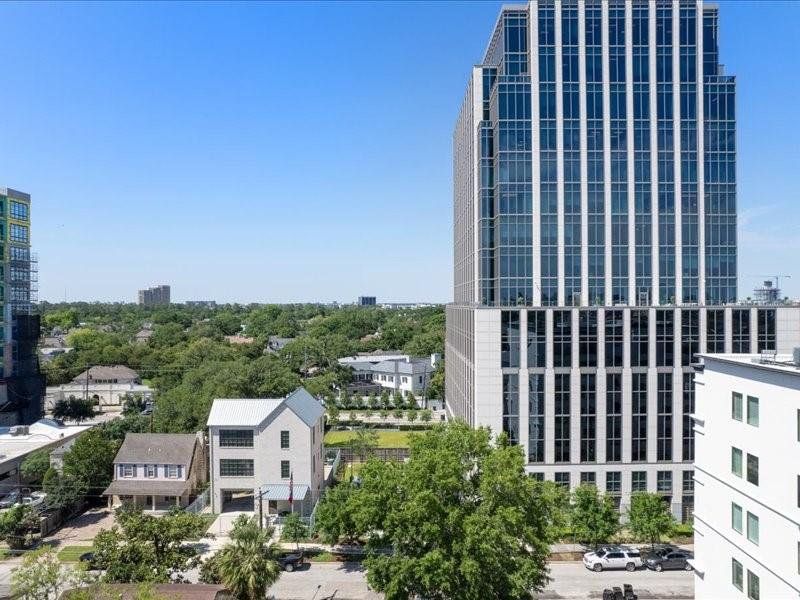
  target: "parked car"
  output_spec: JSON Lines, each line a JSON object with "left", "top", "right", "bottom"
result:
{"left": 583, "top": 546, "right": 643, "bottom": 572}
{"left": 79, "top": 551, "right": 97, "bottom": 570}
{"left": 644, "top": 547, "right": 693, "bottom": 571}
{"left": 277, "top": 551, "right": 305, "bottom": 572}
{"left": 0, "top": 491, "right": 21, "bottom": 509}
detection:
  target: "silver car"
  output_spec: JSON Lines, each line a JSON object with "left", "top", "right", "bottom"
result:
{"left": 583, "top": 547, "right": 643, "bottom": 572}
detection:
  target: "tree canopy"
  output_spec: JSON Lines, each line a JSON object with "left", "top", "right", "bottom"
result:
{"left": 315, "top": 423, "right": 554, "bottom": 600}
{"left": 627, "top": 492, "right": 676, "bottom": 548}
{"left": 40, "top": 302, "right": 445, "bottom": 433}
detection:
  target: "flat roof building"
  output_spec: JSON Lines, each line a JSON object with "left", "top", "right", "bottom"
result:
{"left": 692, "top": 353, "right": 800, "bottom": 600}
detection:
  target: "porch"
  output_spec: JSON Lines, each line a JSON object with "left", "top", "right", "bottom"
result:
{"left": 103, "top": 479, "right": 192, "bottom": 513}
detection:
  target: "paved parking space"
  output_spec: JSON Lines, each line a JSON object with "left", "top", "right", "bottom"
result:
{"left": 266, "top": 561, "right": 694, "bottom": 600}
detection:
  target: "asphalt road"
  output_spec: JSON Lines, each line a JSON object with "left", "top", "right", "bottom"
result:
{"left": 267, "top": 561, "right": 695, "bottom": 600}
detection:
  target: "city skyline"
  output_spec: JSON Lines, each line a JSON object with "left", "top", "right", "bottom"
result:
{"left": 0, "top": 1, "right": 798, "bottom": 303}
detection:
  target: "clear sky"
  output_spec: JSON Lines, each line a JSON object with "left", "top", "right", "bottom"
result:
{"left": 1, "top": 0, "right": 797, "bottom": 304}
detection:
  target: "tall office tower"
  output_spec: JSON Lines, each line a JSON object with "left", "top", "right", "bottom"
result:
{"left": 0, "top": 187, "right": 43, "bottom": 425}
{"left": 446, "top": 0, "right": 800, "bottom": 519}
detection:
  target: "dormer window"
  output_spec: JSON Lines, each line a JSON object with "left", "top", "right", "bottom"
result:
{"left": 120, "top": 464, "right": 134, "bottom": 478}
{"left": 166, "top": 465, "right": 180, "bottom": 479}
{"left": 145, "top": 465, "right": 156, "bottom": 478}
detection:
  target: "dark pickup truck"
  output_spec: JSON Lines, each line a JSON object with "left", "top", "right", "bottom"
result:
{"left": 277, "top": 551, "right": 305, "bottom": 572}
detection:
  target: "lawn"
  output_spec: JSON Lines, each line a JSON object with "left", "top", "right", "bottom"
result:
{"left": 57, "top": 545, "right": 93, "bottom": 562}
{"left": 324, "top": 430, "right": 411, "bottom": 448}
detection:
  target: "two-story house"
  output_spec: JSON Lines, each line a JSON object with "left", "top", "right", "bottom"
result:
{"left": 102, "top": 432, "right": 207, "bottom": 512}
{"left": 207, "top": 387, "right": 325, "bottom": 517}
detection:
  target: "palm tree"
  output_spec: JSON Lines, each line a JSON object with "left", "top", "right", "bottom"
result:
{"left": 216, "top": 515, "right": 281, "bottom": 600}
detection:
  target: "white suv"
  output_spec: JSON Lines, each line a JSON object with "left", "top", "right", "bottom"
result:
{"left": 583, "top": 546, "right": 643, "bottom": 572}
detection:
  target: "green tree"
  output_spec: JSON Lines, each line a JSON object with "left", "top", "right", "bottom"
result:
{"left": 11, "top": 547, "right": 93, "bottom": 600}
{"left": 392, "top": 390, "right": 404, "bottom": 409}
{"left": 420, "top": 409, "right": 432, "bottom": 423}
{"left": 352, "top": 423, "right": 553, "bottom": 599}
{"left": 407, "top": 409, "right": 418, "bottom": 423}
{"left": 281, "top": 513, "right": 309, "bottom": 550}
{"left": 314, "top": 484, "right": 361, "bottom": 544}
{"left": 350, "top": 429, "right": 379, "bottom": 465}
{"left": 380, "top": 389, "right": 390, "bottom": 409}
{"left": 379, "top": 409, "right": 388, "bottom": 420}
{"left": 368, "top": 392, "right": 379, "bottom": 409}
{"left": 627, "top": 492, "right": 676, "bottom": 548}
{"left": 569, "top": 484, "right": 619, "bottom": 549}
{"left": 426, "top": 362, "right": 445, "bottom": 400}
{"left": 92, "top": 507, "right": 209, "bottom": 583}
{"left": 62, "top": 429, "right": 118, "bottom": 498}
{"left": 392, "top": 408, "right": 403, "bottom": 419}
{"left": 0, "top": 505, "right": 39, "bottom": 549}
{"left": 21, "top": 449, "right": 51, "bottom": 484}
{"left": 405, "top": 390, "right": 416, "bottom": 409}
{"left": 214, "top": 514, "right": 282, "bottom": 600}
{"left": 327, "top": 405, "right": 340, "bottom": 427}
{"left": 42, "top": 468, "right": 82, "bottom": 513}
{"left": 52, "top": 397, "right": 96, "bottom": 423}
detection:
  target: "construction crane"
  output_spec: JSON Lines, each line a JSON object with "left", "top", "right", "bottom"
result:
{"left": 749, "top": 274, "right": 791, "bottom": 303}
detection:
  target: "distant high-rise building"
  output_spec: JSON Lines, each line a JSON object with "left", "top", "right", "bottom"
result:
{"left": 445, "top": 0, "right": 800, "bottom": 520}
{"left": 0, "top": 187, "right": 43, "bottom": 425}
{"left": 358, "top": 296, "right": 377, "bottom": 306}
{"left": 138, "top": 285, "right": 171, "bottom": 307}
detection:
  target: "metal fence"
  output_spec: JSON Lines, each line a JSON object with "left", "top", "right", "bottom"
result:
{"left": 336, "top": 447, "right": 409, "bottom": 463}
{"left": 185, "top": 488, "right": 210, "bottom": 514}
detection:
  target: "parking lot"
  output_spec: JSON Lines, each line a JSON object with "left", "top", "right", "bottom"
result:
{"left": 266, "top": 560, "right": 694, "bottom": 600}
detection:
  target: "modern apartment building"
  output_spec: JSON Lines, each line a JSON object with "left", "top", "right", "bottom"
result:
{"left": 445, "top": 0, "right": 800, "bottom": 518}
{"left": 138, "top": 284, "right": 171, "bottom": 307}
{"left": 358, "top": 296, "right": 377, "bottom": 306}
{"left": 692, "top": 353, "right": 800, "bottom": 600}
{"left": 0, "top": 187, "right": 42, "bottom": 426}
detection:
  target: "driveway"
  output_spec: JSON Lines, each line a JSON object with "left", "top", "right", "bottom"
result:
{"left": 43, "top": 507, "right": 115, "bottom": 546}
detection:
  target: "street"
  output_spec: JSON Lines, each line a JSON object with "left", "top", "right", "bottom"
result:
{"left": 267, "top": 561, "right": 695, "bottom": 600}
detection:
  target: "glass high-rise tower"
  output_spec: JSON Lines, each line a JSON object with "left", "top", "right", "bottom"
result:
{"left": 447, "top": 0, "right": 800, "bottom": 518}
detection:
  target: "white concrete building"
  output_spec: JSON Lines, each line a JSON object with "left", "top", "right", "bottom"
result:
{"left": 692, "top": 353, "right": 800, "bottom": 600}
{"left": 45, "top": 365, "right": 154, "bottom": 410}
{"left": 207, "top": 388, "right": 325, "bottom": 517}
{"left": 338, "top": 353, "right": 439, "bottom": 396}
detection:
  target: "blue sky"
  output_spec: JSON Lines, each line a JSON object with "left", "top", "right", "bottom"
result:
{"left": 0, "top": 1, "right": 797, "bottom": 303}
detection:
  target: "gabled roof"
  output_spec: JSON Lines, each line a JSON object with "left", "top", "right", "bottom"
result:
{"left": 207, "top": 399, "right": 283, "bottom": 427}
{"left": 72, "top": 365, "right": 140, "bottom": 383}
{"left": 284, "top": 388, "right": 325, "bottom": 427}
{"left": 206, "top": 387, "right": 324, "bottom": 429}
{"left": 113, "top": 433, "right": 198, "bottom": 465}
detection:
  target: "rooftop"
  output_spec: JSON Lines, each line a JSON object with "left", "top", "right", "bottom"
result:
{"left": 207, "top": 387, "right": 324, "bottom": 428}
{"left": 72, "top": 365, "right": 140, "bottom": 383}
{"left": 700, "top": 353, "right": 800, "bottom": 378}
{"left": 0, "top": 420, "right": 92, "bottom": 467}
{"left": 113, "top": 433, "right": 199, "bottom": 465}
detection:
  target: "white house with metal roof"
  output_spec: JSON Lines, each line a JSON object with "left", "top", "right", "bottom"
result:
{"left": 206, "top": 388, "right": 325, "bottom": 518}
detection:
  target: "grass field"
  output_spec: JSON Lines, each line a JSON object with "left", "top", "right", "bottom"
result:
{"left": 324, "top": 430, "right": 411, "bottom": 448}
{"left": 57, "top": 545, "right": 93, "bottom": 562}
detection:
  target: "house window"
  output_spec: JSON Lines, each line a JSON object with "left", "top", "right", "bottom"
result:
{"left": 554, "top": 472, "right": 570, "bottom": 489}
{"left": 219, "top": 459, "right": 254, "bottom": 477}
{"left": 657, "top": 471, "right": 672, "bottom": 493}
{"left": 747, "top": 454, "right": 759, "bottom": 486}
{"left": 731, "top": 503, "right": 742, "bottom": 533}
{"left": 732, "top": 558, "right": 743, "bottom": 591}
{"left": 632, "top": 471, "right": 647, "bottom": 492}
{"left": 746, "top": 512, "right": 759, "bottom": 545}
{"left": 145, "top": 465, "right": 156, "bottom": 478}
{"left": 580, "top": 472, "right": 596, "bottom": 486}
{"left": 747, "top": 570, "right": 759, "bottom": 600}
{"left": 606, "top": 472, "right": 621, "bottom": 494}
{"left": 121, "top": 464, "right": 134, "bottom": 478}
{"left": 401, "top": 377, "right": 408, "bottom": 383}
{"left": 746, "top": 396, "right": 759, "bottom": 427}
{"left": 281, "top": 461, "right": 291, "bottom": 479}
{"left": 732, "top": 392, "right": 743, "bottom": 421}
{"left": 732, "top": 447, "right": 743, "bottom": 477}
{"left": 281, "top": 430, "right": 290, "bottom": 449}
{"left": 219, "top": 429, "right": 254, "bottom": 448}
{"left": 166, "top": 465, "right": 180, "bottom": 479}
